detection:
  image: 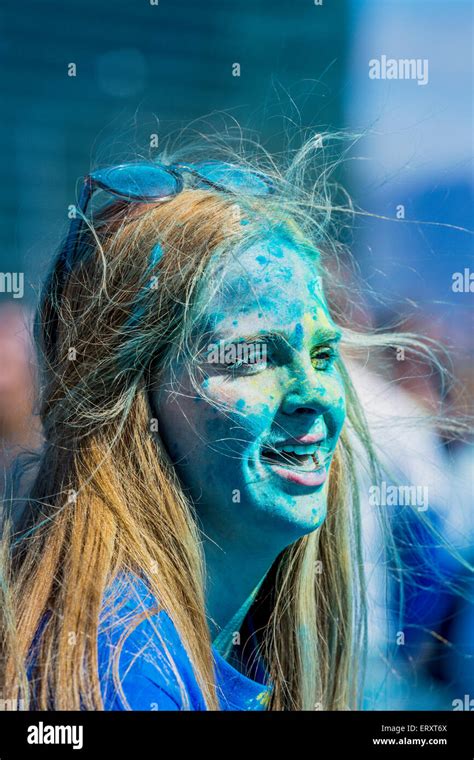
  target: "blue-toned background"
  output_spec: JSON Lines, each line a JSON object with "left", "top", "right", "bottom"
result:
{"left": 0, "top": 0, "right": 349, "bottom": 288}
{"left": 0, "top": 0, "right": 472, "bottom": 711}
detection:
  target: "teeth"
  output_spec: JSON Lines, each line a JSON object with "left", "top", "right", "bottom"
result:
{"left": 261, "top": 445, "right": 324, "bottom": 472}
{"left": 281, "top": 444, "right": 319, "bottom": 455}
{"left": 291, "top": 454, "right": 318, "bottom": 472}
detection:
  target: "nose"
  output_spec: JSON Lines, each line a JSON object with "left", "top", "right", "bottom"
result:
{"left": 279, "top": 356, "right": 334, "bottom": 417}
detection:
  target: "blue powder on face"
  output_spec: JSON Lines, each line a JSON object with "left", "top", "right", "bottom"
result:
{"left": 267, "top": 239, "right": 284, "bottom": 258}
{"left": 275, "top": 266, "right": 293, "bottom": 282}
{"left": 256, "top": 255, "right": 268, "bottom": 266}
{"left": 235, "top": 399, "right": 246, "bottom": 411}
{"left": 307, "top": 277, "right": 323, "bottom": 297}
{"left": 293, "top": 322, "right": 304, "bottom": 351}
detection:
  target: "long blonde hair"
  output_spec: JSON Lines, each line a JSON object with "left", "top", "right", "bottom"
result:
{"left": 0, "top": 133, "right": 465, "bottom": 711}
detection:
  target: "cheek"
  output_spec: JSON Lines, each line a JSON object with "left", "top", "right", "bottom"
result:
{"left": 203, "top": 373, "right": 279, "bottom": 417}
{"left": 157, "top": 375, "right": 277, "bottom": 458}
{"left": 325, "top": 377, "right": 346, "bottom": 435}
{"left": 333, "top": 397, "right": 346, "bottom": 435}
{"left": 198, "top": 375, "right": 279, "bottom": 443}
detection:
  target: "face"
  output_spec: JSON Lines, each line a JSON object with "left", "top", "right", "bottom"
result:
{"left": 152, "top": 228, "right": 346, "bottom": 551}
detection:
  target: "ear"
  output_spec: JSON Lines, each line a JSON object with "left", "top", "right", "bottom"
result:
{"left": 143, "top": 362, "right": 159, "bottom": 425}
{"left": 145, "top": 382, "right": 179, "bottom": 467}
{"left": 146, "top": 382, "right": 159, "bottom": 422}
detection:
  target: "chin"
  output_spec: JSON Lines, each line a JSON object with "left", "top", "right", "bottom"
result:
{"left": 248, "top": 487, "right": 328, "bottom": 542}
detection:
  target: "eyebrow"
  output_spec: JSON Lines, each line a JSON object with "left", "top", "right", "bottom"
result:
{"left": 212, "top": 326, "right": 343, "bottom": 348}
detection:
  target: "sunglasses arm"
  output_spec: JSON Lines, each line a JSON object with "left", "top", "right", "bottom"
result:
{"left": 60, "top": 176, "right": 94, "bottom": 274}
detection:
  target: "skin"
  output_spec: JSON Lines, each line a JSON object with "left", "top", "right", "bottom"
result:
{"left": 151, "top": 228, "right": 346, "bottom": 663}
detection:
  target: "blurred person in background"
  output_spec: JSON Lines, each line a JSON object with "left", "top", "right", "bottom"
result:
{"left": 0, "top": 303, "right": 42, "bottom": 520}
{"left": 349, "top": 355, "right": 473, "bottom": 710}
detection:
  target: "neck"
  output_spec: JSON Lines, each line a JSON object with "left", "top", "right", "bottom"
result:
{"left": 202, "top": 530, "right": 282, "bottom": 661}
{"left": 211, "top": 577, "right": 264, "bottom": 660}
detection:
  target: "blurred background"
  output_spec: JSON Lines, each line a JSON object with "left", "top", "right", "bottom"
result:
{"left": 0, "top": 0, "right": 472, "bottom": 710}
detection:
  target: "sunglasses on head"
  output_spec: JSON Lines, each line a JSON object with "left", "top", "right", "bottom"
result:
{"left": 61, "top": 160, "right": 276, "bottom": 274}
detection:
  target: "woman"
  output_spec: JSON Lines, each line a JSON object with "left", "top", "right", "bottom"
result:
{"left": 0, "top": 137, "right": 459, "bottom": 711}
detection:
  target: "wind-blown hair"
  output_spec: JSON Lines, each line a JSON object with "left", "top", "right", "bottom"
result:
{"left": 0, "top": 130, "right": 468, "bottom": 710}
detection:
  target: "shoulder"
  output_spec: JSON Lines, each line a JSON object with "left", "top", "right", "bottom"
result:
{"left": 98, "top": 571, "right": 206, "bottom": 711}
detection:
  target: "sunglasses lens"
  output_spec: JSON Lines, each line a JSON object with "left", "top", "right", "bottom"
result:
{"left": 90, "top": 164, "right": 180, "bottom": 200}
{"left": 189, "top": 162, "right": 274, "bottom": 196}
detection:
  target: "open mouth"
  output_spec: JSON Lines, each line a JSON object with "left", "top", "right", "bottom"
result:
{"left": 260, "top": 442, "right": 328, "bottom": 487}
{"left": 261, "top": 446, "right": 322, "bottom": 471}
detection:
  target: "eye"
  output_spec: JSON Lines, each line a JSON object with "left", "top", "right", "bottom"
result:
{"left": 310, "top": 345, "right": 338, "bottom": 371}
{"left": 204, "top": 341, "right": 270, "bottom": 376}
{"left": 224, "top": 353, "right": 269, "bottom": 376}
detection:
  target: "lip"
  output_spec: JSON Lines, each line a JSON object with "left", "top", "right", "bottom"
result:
{"left": 273, "top": 433, "right": 325, "bottom": 447}
{"left": 258, "top": 433, "right": 329, "bottom": 489}
{"left": 267, "top": 462, "right": 327, "bottom": 487}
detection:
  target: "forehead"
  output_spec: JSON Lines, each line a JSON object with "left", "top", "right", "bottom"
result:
{"left": 197, "top": 229, "right": 333, "bottom": 336}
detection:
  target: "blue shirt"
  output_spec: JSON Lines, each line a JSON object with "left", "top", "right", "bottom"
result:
{"left": 97, "top": 571, "right": 272, "bottom": 711}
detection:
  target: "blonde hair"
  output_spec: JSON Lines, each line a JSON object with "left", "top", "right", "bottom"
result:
{"left": 0, "top": 132, "right": 468, "bottom": 711}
